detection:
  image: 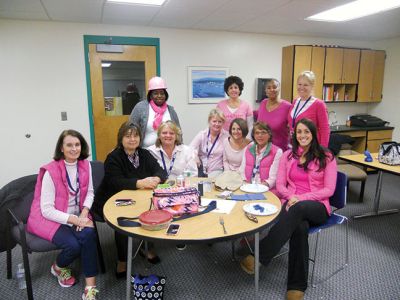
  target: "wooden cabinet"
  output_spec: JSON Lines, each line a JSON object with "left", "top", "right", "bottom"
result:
{"left": 367, "top": 129, "right": 393, "bottom": 152}
{"left": 358, "top": 50, "right": 386, "bottom": 102}
{"left": 281, "top": 45, "right": 325, "bottom": 102}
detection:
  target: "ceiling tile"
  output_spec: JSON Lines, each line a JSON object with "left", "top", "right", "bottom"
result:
{"left": 103, "top": 2, "right": 160, "bottom": 25}
{"left": 41, "top": 0, "right": 103, "bottom": 22}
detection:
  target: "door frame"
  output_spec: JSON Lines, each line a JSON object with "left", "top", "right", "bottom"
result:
{"left": 83, "top": 35, "right": 160, "bottom": 160}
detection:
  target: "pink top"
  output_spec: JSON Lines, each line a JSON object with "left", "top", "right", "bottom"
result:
{"left": 288, "top": 98, "right": 330, "bottom": 147}
{"left": 290, "top": 163, "right": 311, "bottom": 195}
{"left": 257, "top": 98, "right": 291, "bottom": 151}
{"left": 217, "top": 99, "right": 253, "bottom": 131}
{"left": 276, "top": 150, "right": 337, "bottom": 215}
{"left": 222, "top": 138, "right": 247, "bottom": 171}
{"left": 190, "top": 128, "right": 229, "bottom": 174}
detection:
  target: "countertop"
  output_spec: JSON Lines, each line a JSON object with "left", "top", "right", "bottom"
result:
{"left": 330, "top": 125, "right": 394, "bottom": 133}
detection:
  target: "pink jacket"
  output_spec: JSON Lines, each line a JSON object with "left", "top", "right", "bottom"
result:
{"left": 27, "top": 160, "right": 90, "bottom": 241}
{"left": 276, "top": 150, "right": 337, "bottom": 214}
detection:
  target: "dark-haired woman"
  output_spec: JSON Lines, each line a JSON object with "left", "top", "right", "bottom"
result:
{"left": 93, "top": 122, "right": 167, "bottom": 278}
{"left": 27, "top": 130, "right": 99, "bottom": 300}
{"left": 217, "top": 75, "right": 253, "bottom": 133}
{"left": 129, "top": 76, "right": 181, "bottom": 147}
{"left": 240, "top": 118, "right": 337, "bottom": 300}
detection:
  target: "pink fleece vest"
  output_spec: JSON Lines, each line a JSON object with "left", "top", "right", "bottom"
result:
{"left": 27, "top": 159, "right": 90, "bottom": 241}
{"left": 244, "top": 143, "right": 279, "bottom": 182}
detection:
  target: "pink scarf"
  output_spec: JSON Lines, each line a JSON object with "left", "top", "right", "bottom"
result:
{"left": 150, "top": 99, "right": 168, "bottom": 130}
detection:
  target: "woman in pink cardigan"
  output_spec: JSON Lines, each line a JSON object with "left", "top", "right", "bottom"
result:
{"left": 240, "top": 118, "right": 337, "bottom": 300}
{"left": 288, "top": 71, "right": 330, "bottom": 147}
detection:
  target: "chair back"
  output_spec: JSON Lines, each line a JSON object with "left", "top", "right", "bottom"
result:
{"left": 90, "top": 160, "right": 105, "bottom": 193}
{"left": 329, "top": 171, "right": 347, "bottom": 210}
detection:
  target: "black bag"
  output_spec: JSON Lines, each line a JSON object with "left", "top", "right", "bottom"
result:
{"left": 378, "top": 142, "right": 400, "bottom": 165}
{"left": 131, "top": 274, "right": 166, "bottom": 300}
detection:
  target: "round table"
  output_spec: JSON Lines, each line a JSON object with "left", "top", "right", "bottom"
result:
{"left": 103, "top": 179, "right": 281, "bottom": 299}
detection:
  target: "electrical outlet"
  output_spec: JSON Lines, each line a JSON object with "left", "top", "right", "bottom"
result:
{"left": 61, "top": 111, "right": 67, "bottom": 121}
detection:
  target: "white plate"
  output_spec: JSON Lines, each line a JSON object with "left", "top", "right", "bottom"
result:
{"left": 243, "top": 203, "right": 278, "bottom": 216}
{"left": 240, "top": 183, "right": 269, "bottom": 193}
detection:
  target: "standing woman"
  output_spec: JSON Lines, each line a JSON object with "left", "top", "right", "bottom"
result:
{"left": 190, "top": 109, "right": 229, "bottom": 178}
{"left": 129, "top": 76, "right": 181, "bottom": 147}
{"left": 223, "top": 118, "right": 251, "bottom": 172}
{"left": 217, "top": 75, "right": 253, "bottom": 133}
{"left": 27, "top": 130, "right": 99, "bottom": 300}
{"left": 148, "top": 120, "right": 198, "bottom": 179}
{"left": 239, "top": 122, "right": 282, "bottom": 191}
{"left": 93, "top": 122, "right": 167, "bottom": 278}
{"left": 257, "top": 78, "right": 291, "bottom": 151}
{"left": 240, "top": 119, "right": 337, "bottom": 300}
{"left": 288, "top": 71, "right": 330, "bottom": 147}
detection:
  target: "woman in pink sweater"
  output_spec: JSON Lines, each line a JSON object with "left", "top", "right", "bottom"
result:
{"left": 240, "top": 118, "right": 337, "bottom": 300}
{"left": 288, "top": 71, "right": 330, "bottom": 147}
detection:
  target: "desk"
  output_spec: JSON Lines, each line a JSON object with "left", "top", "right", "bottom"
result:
{"left": 103, "top": 180, "right": 281, "bottom": 299}
{"left": 338, "top": 153, "right": 400, "bottom": 219}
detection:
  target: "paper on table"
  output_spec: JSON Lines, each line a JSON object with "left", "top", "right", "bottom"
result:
{"left": 200, "top": 198, "right": 236, "bottom": 214}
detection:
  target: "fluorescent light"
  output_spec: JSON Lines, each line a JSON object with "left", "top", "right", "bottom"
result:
{"left": 102, "top": 63, "right": 112, "bottom": 68}
{"left": 306, "top": 0, "right": 400, "bottom": 22}
{"left": 107, "top": 0, "right": 165, "bottom": 5}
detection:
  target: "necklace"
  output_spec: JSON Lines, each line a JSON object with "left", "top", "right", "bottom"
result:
{"left": 229, "top": 137, "right": 246, "bottom": 150}
{"left": 266, "top": 99, "right": 280, "bottom": 112}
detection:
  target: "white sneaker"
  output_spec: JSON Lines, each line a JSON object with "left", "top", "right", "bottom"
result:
{"left": 82, "top": 286, "right": 99, "bottom": 300}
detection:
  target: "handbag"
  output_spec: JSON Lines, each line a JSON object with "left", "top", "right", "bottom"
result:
{"left": 378, "top": 141, "right": 400, "bottom": 165}
{"left": 152, "top": 186, "right": 200, "bottom": 216}
{"left": 131, "top": 274, "right": 166, "bottom": 300}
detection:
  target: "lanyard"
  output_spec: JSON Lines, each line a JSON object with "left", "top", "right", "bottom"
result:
{"left": 292, "top": 96, "right": 312, "bottom": 128}
{"left": 206, "top": 130, "right": 220, "bottom": 158}
{"left": 160, "top": 150, "right": 177, "bottom": 176}
{"left": 65, "top": 166, "right": 80, "bottom": 206}
{"left": 251, "top": 148, "right": 263, "bottom": 179}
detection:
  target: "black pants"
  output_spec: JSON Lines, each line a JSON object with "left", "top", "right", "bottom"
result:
{"left": 259, "top": 200, "right": 328, "bottom": 292}
{"left": 115, "top": 232, "right": 154, "bottom": 262}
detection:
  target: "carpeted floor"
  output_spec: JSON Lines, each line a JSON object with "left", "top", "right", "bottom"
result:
{"left": 1, "top": 172, "right": 400, "bottom": 299}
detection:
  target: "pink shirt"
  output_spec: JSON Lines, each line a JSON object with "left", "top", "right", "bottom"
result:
{"left": 217, "top": 99, "right": 253, "bottom": 131}
{"left": 222, "top": 138, "right": 247, "bottom": 171}
{"left": 288, "top": 98, "right": 330, "bottom": 147}
{"left": 257, "top": 98, "right": 291, "bottom": 151}
{"left": 290, "top": 163, "right": 311, "bottom": 195}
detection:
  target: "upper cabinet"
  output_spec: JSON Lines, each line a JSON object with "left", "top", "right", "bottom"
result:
{"left": 281, "top": 45, "right": 386, "bottom": 103}
{"left": 357, "top": 50, "right": 386, "bottom": 103}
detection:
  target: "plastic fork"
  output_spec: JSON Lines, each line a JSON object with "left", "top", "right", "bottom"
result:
{"left": 219, "top": 216, "right": 227, "bottom": 234}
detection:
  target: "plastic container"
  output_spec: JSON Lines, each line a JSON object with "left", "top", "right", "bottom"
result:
{"left": 176, "top": 174, "right": 185, "bottom": 187}
{"left": 16, "top": 263, "right": 26, "bottom": 290}
{"left": 139, "top": 210, "right": 172, "bottom": 231}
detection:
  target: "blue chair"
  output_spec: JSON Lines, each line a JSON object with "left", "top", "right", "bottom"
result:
{"left": 308, "top": 171, "right": 349, "bottom": 287}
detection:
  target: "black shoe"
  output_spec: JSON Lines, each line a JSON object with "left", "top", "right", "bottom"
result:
{"left": 139, "top": 249, "right": 161, "bottom": 264}
{"left": 115, "top": 270, "right": 127, "bottom": 279}
{"left": 176, "top": 244, "right": 187, "bottom": 251}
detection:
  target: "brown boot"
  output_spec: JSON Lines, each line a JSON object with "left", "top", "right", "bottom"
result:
{"left": 286, "top": 290, "right": 304, "bottom": 300}
{"left": 240, "top": 255, "right": 255, "bottom": 275}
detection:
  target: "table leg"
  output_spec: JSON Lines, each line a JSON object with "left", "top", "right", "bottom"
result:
{"left": 126, "top": 237, "right": 132, "bottom": 300}
{"left": 254, "top": 232, "right": 259, "bottom": 294}
{"left": 353, "top": 171, "right": 399, "bottom": 219}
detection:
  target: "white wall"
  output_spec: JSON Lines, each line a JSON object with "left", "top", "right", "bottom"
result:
{"left": 0, "top": 19, "right": 392, "bottom": 186}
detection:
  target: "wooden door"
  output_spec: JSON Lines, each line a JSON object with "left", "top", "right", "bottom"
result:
{"left": 357, "top": 50, "right": 375, "bottom": 102}
{"left": 324, "top": 48, "right": 343, "bottom": 83}
{"left": 310, "top": 46, "right": 325, "bottom": 99}
{"left": 371, "top": 50, "right": 386, "bottom": 102}
{"left": 292, "top": 46, "right": 312, "bottom": 100}
{"left": 342, "top": 49, "right": 360, "bottom": 84}
{"left": 89, "top": 44, "right": 157, "bottom": 161}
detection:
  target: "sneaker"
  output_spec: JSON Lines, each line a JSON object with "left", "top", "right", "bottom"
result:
{"left": 82, "top": 286, "right": 99, "bottom": 300}
{"left": 50, "top": 263, "right": 76, "bottom": 287}
{"left": 240, "top": 255, "right": 255, "bottom": 275}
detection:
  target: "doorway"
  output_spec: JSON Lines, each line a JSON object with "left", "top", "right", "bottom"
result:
{"left": 84, "top": 35, "right": 160, "bottom": 161}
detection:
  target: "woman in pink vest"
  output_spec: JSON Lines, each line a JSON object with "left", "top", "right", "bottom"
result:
{"left": 239, "top": 122, "right": 282, "bottom": 192}
{"left": 288, "top": 71, "right": 330, "bottom": 147}
{"left": 240, "top": 119, "right": 337, "bottom": 300}
{"left": 27, "top": 130, "right": 99, "bottom": 300}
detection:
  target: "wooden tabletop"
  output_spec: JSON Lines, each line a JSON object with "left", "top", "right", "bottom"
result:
{"left": 103, "top": 179, "right": 281, "bottom": 243}
{"left": 338, "top": 153, "right": 400, "bottom": 175}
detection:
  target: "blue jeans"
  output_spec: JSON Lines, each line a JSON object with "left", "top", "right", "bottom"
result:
{"left": 52, "top": 225, "right": 98, "bottom": 278}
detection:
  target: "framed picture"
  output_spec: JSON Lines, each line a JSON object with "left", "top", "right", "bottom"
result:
{"left": 256, "top": 78, "right": 273, "bottom": 103}
{"left": 188, "top": 66, "right": 229, "bottom": 104}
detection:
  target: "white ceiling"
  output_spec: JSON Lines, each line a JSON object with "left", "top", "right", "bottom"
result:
{"left": 1, "top": 0, "right": 400, "bottom": 41}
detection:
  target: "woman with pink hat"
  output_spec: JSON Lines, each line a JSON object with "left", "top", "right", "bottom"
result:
{"left": 129, "top": 76, "right": 181, "bottom": 148}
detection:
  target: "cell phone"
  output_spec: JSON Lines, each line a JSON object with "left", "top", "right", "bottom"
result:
{"left": 115, "top": 199, "right": 135, "bottom": 206}
{"left": 166, "top": 223, "right": 180, "bottom": 235}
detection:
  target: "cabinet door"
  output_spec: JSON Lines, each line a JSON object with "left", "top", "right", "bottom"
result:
{"left": 324, "top": 48, "right": 343, "bottom": 83}
{"left": 367, "top": 139, "right": 392, "bottom": 153}
{"left": 342, "top": 49, "right": 360, "bottom": 84}
{"left": 357, "top": 50, "right": 375, "bottom": 102}
{"left": 292, "top": 46, "right": 312, "bottom": 100}
{"left": 371, "top": 50, "right": 385, "bottom": 102}
{"left": 311, "top": 47, "right": 325, "bottom": 99}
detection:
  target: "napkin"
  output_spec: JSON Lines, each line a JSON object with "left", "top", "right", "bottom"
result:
{"left": 229, "top": 193, "right": 266, "bottom": 201}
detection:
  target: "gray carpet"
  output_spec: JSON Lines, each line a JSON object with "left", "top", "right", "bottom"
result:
{"left": 1, "top": 173, "right": 400, "bottom": 299}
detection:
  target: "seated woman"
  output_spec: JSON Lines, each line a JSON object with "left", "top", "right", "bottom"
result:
{"left": 190, "top": 108, "right": 229, "bottom": 178}
{"left": 27, "top": 130, "right": 99, "bottom": 300}
{"left": 239, "top": 122, "right": 282, "bottom": 191}
{"left": 223, "top": 118, "right": 251, "bottom": 172}
{"left": 240, "top": 118, "right": 337, "bottom": 300}
{"left": 93, "top": 122, "right": 167, "bottom": 278}
{"left": 147, "top": 120, "right": 197, "bottom": 179}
